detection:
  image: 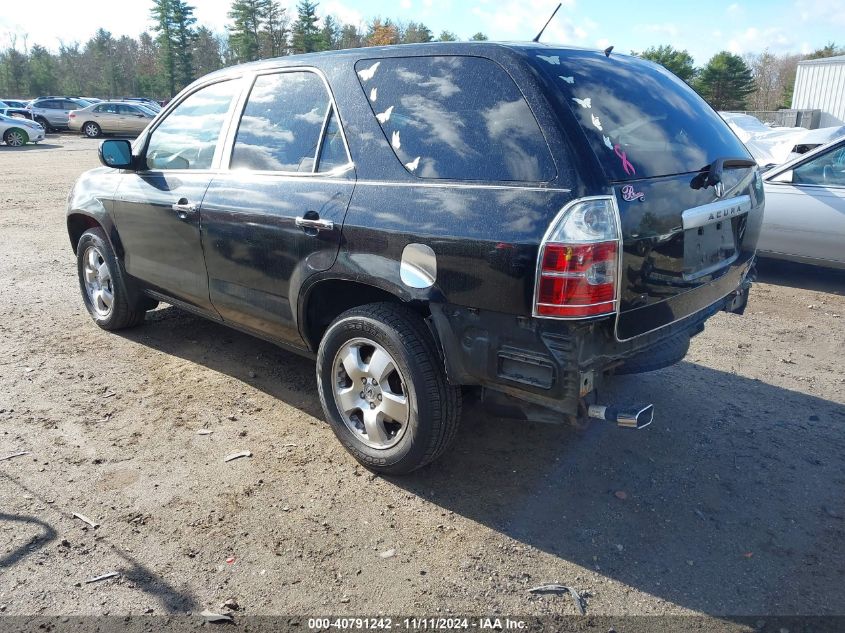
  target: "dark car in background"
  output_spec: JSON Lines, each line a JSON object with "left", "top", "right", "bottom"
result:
{"left": 66, "top": 42, "right": 763, "bottom": 473}
{"left": 27, "top": 96, "right": 92, "bottom": 131}
{"left": 1, "top": 98, "right": 29, "bottom": 109}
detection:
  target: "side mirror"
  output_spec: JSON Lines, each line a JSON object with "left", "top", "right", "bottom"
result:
{"left": 99, "top": 139, "right": 133, "bottom": 169}
{"left": 770, "top": 169, "right": 793, "bottom": 184}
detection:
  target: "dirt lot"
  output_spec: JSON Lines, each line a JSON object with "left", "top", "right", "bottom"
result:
{"left": 1, "top": 134, "right": 844, "bottom": 625}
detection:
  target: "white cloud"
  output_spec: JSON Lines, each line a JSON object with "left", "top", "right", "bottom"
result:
{"left": 401, "top": 0, "right": 413, "bottom": 9}
{"left": 320, "top": 1, "right": 365, "bottom": 27}
{"left": 471, "top": 0, "right": 590, "bottom": 44}
{"left": 726, "top": 26, "right": 795, "bottom": 55}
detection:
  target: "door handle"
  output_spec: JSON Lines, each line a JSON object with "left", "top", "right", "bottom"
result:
{"left": 171, "top": 199, "right": 198, "bottom": 219}
{"left": 295, "top": 216, "right": 334, "bottom": 232}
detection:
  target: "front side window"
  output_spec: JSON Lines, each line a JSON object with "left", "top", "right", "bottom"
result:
{"left": 96, "top": 104, "right": 119, "bottom": 114}
{"left": 355, "top": 55, "right": 555, "bottom": 182}
{"left": 793, "top": 144, "right": 845, "bottom": 187}
{"left": 231, "top": 71, "right": 347, "bottom": 173}
{"left": 146, "top": 80, "right": 238, "bottom": 170}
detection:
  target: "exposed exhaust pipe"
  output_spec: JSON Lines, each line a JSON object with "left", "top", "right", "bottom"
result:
{"left": 588, "top": 403, "right": 654, "bottom": 429}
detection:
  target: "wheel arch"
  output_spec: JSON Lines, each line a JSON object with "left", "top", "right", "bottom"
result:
{"left": 3, "top": 127, "right": 28, "bottom": 145}
{"left": 67, "top": 212, "right": 124, "bottom": 258}
{"left": 299, "top": 276, "right": 433, "bottom": 353}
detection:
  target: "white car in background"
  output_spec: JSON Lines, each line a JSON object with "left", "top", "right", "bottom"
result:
{"left": 720, "top": 111, "right": 845, "bottom": 167}
{"left": 759, "top": 137, "right": 845, "bottom": 269}
{"left": 0, "top": 113, "right": 45, "bottom": 147}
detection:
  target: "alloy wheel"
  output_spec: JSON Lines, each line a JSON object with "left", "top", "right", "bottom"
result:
{"left": 82, "top": 246, "right": 114, "bottom": 317}
{"left": 331, "top": 338, "right": 410, "bottom": 449}
{"left": 5, "top": 130, "right": 24, "bottom": 147}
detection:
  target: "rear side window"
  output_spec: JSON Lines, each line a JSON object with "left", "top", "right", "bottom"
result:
{"left": 529, "top": 50, "right": 751, "bottom": 181}
{"left": 355, "top": 56, "right": 555, "bottom": 182}
{"left": 231, "top": 71, "right": 348, "bottom": 173}
{"left": 96, "top": 104, "right": 119, "bottom": 114}
{"left": 146, "top": 80, "right": 238, "bottom": 170}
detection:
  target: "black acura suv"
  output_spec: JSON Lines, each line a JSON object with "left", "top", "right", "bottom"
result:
{"left": 67, "top": 42, "right": 763, "bottom": 473}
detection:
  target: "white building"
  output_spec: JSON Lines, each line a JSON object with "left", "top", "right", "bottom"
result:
{"left": 791, "top": 55, "right": 845, "bottom": 127}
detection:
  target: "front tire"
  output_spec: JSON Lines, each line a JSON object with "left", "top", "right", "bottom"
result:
{"left": 82, "top": 122, "right": 101, "bottom": 138}
{"left": 3, "top": 128, "right": 27, "bottom": 147}
{"left": 36, "top": 118, "right": 50, "bottom": 132}
{"left": 316, "top": 303, "right": 461, "bottom": 475}
{"left": 76, "top": 228, "right": 148, "bottom": 330}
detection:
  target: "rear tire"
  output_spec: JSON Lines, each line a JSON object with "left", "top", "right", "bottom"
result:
{"left": 76, "top": 228, "right": 148, "bottom": 330}
{"left": 36, "top": 118, "right": 50, "bottom": 132}
{"left": 316, "top": 303, "right": 461, "bottom": 475}
{"left": 82, "top": 122, "right": 101, "bottom": 138}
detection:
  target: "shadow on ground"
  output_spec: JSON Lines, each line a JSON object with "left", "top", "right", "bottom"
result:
{"left": 756, "top": 257, "right": 845, "bottom": 296}
{"left": 0, "top": 472, "right": 199, "bottom": 612}
{"left": 118, "top": 306, "right": 845, "bottom": 616}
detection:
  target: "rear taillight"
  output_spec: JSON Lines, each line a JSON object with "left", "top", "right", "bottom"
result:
{"left": 69, "top": 113, "right": 76, "bottom": 118}
{"left": 534, "top": 197, "right": 621, "bottom": 319}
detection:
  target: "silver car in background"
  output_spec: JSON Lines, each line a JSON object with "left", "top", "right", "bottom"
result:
{"left": 68, "top": 101, "right": 156, "bottom": 138}
{"left": 0, "top": 113, "right": 45, "bottom": 146}
{"left": 760, "top": 137, "right": 845, "bottom": 269}
{"left": 26, "top": 97, "right": 92, "bottom": 131}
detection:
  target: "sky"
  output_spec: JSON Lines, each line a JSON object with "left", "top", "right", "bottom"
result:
{"left": 2, "top": 0, "right": 845, "bottom": 63}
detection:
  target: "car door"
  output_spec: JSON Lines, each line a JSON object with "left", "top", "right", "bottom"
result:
{"left": 95, "top": 103, "right": 120, "bottom": 132}
{"left": 111, "top": 78, "right": 244, "bottom": 314}
{"left": 39, "top": 100, "right": 63, "bottom": 127}
{"left": 763, "top": 141, "right": 845, "bottom": 265}
{"left": 200, "top": 68, "right": 355, "bottom": 344}
{"left": 119, "top": 104, "right": 151, "bottom": 135}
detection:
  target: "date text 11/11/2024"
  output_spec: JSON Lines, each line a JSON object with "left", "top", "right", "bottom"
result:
{"left": 307, "top": 617, "right": 529, "bottom": 630}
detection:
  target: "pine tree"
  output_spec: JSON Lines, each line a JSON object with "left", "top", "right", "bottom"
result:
{"left": 150, "top": 0, "right": 176, "bottom": 96}
{"left": 695, "top": 51, "right": 755, "bottom": 110}
{"left": 27, "top": 45, "right": 57, "bottom": 96}
{"left": 635, "top": 45, "right": 696, "bottom": 83}
{"left": 402, "top": 22, "right": 433, "bottom": 44}
{"left": 337, "top": 24, "right": 364, "bottom": 50}
{"left": 290, "top": 1, "right": 322, "bottom": 54}
{"left": 319, "top": 15, "right": 339, "bottom": 51}
{"left": 171, "top": 0, "right": 197, "bottom": 90}
{"left": 469, "top": 32, "right": 488, "bottom": 41}
{"left": 437, "top": 30, "right": 458, "bottom": 42}
{"left": 228, "top": 0, "right": 270, "bottom": 62}
{"left": 260, "top": 1, "right": 288, "bottom": 57}
{"left": 193, "top": 26, "right": 224, "bottom": 76}
{"left": 151, "top": 0, "right": 196, "bottom": 96}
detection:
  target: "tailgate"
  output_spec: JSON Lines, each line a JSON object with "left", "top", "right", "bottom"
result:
{"left": 615, "top": 168, "right": 763, "bottom": 339}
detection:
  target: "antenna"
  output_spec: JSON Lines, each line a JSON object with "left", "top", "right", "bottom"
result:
{"left": 532, "top": 3, "right": 562, "bottom": 43}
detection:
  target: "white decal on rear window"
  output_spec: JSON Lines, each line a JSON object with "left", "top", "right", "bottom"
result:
{"left": 391, "top": 130, "right": 401, "bottom": 150}
{"left": 369, "top": 87, "right": 378, "bottom": 102}
{"left": 358, "top": 61, "right": 381, "bottom": 82}
{"left": 591, "top": 113, "right": 603, "bottom": 131}
{"left": 603, "top": 135, "right": 613, "bottom": 150}
{"left": 559, "top": 75, "right": 575, "bottom": 84}
{"left": 376, "top": 105, "right": 394, "bottom": 124}
{"left": 572, "top": 97, "right": 591, "bottom": 109}
{"left": 537, "top": 55, "right": 560, "bottom": 65}
{"left": 405, "top": 156, "right": 420, "bottom": 172}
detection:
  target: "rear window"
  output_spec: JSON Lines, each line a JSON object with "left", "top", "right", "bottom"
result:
{"left": 530, "top": 50, "right": 751, "bottom": 181}
{"left": 355, "top": 55, "right": 555, "bottom": 182}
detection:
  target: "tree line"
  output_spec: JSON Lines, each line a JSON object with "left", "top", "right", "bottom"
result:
{"left": 635, "top": 42, "right": 845, "bottom": 111}
{"left": 0, "top": 0, "right": 486, "bottom": 100}
{"left": 0, "top": 0, "right": 842, "bottom": 113}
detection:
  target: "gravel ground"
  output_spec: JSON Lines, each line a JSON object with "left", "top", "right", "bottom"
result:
{"left": 1, "top": 134, "right": 844, "bottom": 625}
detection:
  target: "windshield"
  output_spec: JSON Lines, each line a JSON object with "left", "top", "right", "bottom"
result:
{"left": 529, "top": 49, "right": 751, "bottom": 181}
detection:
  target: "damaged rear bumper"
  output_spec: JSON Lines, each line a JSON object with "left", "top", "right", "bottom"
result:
{"left": 429, "top": 257, "right": 754, "bottom": 417}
